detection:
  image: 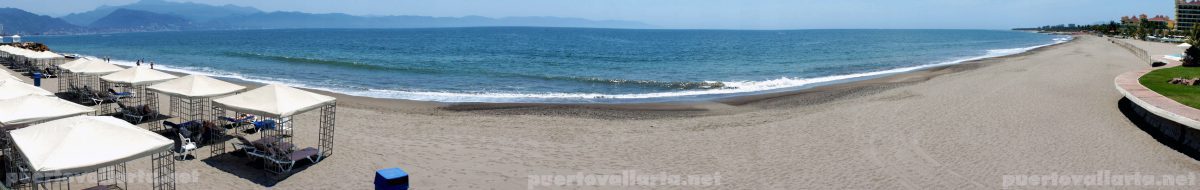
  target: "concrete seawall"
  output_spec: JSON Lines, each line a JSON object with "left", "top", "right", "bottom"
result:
{"left": 1111, "top": 38, "right": 1200, "bottom": 152}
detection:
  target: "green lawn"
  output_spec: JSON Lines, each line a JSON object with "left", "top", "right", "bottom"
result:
{"left": 1141, "top": 66, "right": 1200, "bottom": 109}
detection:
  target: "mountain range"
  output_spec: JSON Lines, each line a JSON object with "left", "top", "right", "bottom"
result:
{"left": 0, "top": 8, "right": 84, "bottom": 35}
{"left": 0, "top": 0, "right": 653, "bottom": 35}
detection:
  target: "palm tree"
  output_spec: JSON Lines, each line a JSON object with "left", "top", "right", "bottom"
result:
{"left": 1184, "top": 25, "right": 1200, "bottom": 67}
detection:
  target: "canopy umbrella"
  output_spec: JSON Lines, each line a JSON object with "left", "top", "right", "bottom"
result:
{"left": 0, "top": 95, "right": 94, "bottom": 128}
{"left": 10, "top": 116, "right": 172, "bottom": 174}
{"left": 63, "top": 59, "right": 123, "bottom": 103}
{"left": 0, "top": 70, "right": 21, "bottom": 81}
{"left": 147, "top": 75, "right": 245, "bottom": 132}
{"left": 212, "top": 84, "right": 336, "bottom": 118}
{"left": 211, "top": 84, "right": 338, "bottom": 170}
{"left": 64, "top": 60, "right": 123, "bottom": 74}
{"left": 1179, "top": 43, "right": 1192, "bottom": 49}
{"left": 0, "top": 78, "right": 54, "bottom": 100}
{"left": 100, "top": 67, "right": 177, "bottom": 123}
{"left": 101, "top": 67, "right": 178, "bottom": 85}
{"left": 147, "top": 75, "right": 246, "bottom": 98}
{"left": 57, "top": 57, "right": 96, "bottom": 70}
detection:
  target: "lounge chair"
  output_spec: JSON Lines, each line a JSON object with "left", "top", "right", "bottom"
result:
{"left": 116, "top": 102, "right": 153, "bottom": 123}
{"left": 253, "top": 120, "right": 277, "bottom": 130}
{"left": 163, "top": 120, "right": 199, "bottom": 138}
{"left": 68, "top": 84, "right": 87, "bottom": 102}
{"left": 42, "top": 68, "right": 56, "bottom": 78}
{"left": 232, "top": 135, "right": 268, "bottom": 159}
{"left": 199, "top": 121, "right": 225, "bottom": 144}
{"left": 219, "top": 115, "right": 255, "bottom": 132}
{"left": 67, "top": 84, "right": 83, "bottom": 99}
{"left": 263, "top": 146, "right": 319, "bottom": 174}
{"left": 84, "top": 88, "right": 107, "bottom": 105}
{"left": 252, "top": 119, "right": 293, "bottom": 136}
{"left": 81, "top": 86, "right": 116, "bottom": 105}
{"left": 107, "top": 88, "right": 133, "bottom": 99}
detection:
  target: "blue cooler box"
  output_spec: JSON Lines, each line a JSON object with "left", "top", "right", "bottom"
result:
{"left": 374, "top": 168, "right": 409, "bottom": 190}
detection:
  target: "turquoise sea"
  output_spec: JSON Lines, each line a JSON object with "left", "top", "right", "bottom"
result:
{"left": 28, "top": 28, "right": 1068, "bottom": 103}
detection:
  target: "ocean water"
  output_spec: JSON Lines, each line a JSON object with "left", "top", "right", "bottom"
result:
{"left": 29, "top": 28, "right": 1068, "bottom": 103}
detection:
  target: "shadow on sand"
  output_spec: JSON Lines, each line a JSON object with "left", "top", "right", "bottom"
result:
{"left": 198, "top": 150, "right": 319, "bottom": 187}
{"left": 1117, "top": 98, "right": 1200, "bottom": 160}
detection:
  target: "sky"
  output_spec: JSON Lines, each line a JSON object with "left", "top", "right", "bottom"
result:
{"left": 1, "top": 0, "right": 1177, "bottom": 29}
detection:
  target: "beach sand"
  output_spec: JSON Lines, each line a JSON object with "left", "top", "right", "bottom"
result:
{"left": 6, "top": 35, "right": 1198, "bottom": 189}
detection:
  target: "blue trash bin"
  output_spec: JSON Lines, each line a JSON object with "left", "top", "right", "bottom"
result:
{"left": 32, "top": 73, "right": 41, "bottom": 86}
{"left": 374, "top": 168, "right": 409, "bottom": 190}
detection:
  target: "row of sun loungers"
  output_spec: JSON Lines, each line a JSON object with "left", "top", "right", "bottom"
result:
{"left": 116, "top": 102, "right": 154, "bottom": 123}
{"left": 232, "top": 135, "right": 319, "bottom": 173}
{"left": 67, "top": 84, "right": 127, "bottom": 106}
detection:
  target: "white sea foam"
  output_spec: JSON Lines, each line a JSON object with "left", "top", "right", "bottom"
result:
{"left": 83, "top": 35, "right": 1073, "bottom": 103}
{"left": 346, "top": 35, "right": 1073, "bottom": 103}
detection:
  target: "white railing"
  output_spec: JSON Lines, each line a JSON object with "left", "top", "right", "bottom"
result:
{"left": 1107, "top": 37, "right": 1152, "bottom": 64}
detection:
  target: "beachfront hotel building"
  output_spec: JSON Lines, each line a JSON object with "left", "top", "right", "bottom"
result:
{"left": 1122, "top": 15, "right": 1174, "bottom": 27}
{"left": 1179, "top": 0, "right": 1200, "bottom": 29}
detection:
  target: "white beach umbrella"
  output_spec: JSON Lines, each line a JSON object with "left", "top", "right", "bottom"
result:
{"left": 24, "top": 51, "right": 62, "bottom": 59}
{"left": 57, "top": 57, "right": 95, "bottom": 69}
{"left": 0, "top": 95, "right": 94, "bottom": 128}
{"left": 65, "top": 59, "right": 123, "bottom": 75}
{"left": 147, "top": 75, "right": 246, "bottom": 98}
{"left": 101, "top": 67, "right": 178, "bottom": 85}
{"left": 0, "top": 78, "right": 54, "bottom": 100}
{"left": 10, "top": 116, "right": 172, "bottom": 174}
{"left": 1179, "top": 43, "right": 1192, "bottom": 49}
{"left": 0, "top": 70, "right": 21, "bottom": 81}
{"left": 212, "top": 84, "right": 336, "bottom": 118}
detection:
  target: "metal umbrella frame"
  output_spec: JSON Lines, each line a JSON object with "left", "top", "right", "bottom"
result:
{"left": 210, "top": 85, "right": 337, "bottom": 174}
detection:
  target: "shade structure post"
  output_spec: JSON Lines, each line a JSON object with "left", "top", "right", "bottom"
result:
{"left": 318, "top": 102, "right": 336, "bottom": 160}
{"left": 2, "top": 131, "right": 29, "bottom": 189}
{"left": 93, "top": 79, "right": 114, "bottom": 115}
{"left": 55, "top": 70, "right": 69, "bottom": 94}
{"left": 260, "top": 115, "right": 292, "bottom": 145}
{"left": 151, "top": 150, "right": 175, "bottom": 190}
{"left": 96, "top": 162, "right": 127, "bottom": 190}
{"left": 209, "top": 107, "right": 228, "bottom": 156}
{"left": 208, "top": 107, "right": 244, "bottom": 156}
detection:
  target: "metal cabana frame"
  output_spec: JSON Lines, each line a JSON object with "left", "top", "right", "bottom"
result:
{"left": 1, "top": 116, "right": 177, "bottom": 190}
{"left": 74, "top": 72, "right": 113, "bottom": 113}
{"left": 211, "top": 102, "right": 336, "bottom": 174}
{"left": 210, "top": 85, "right": 338, "bottom": 175}
{"left": 164, "top": 96, "right": 211, "bottom": 131}
{"left": 0, "top": 99, "right": 93, "bottom": 189}
{"left": 146, "top": 75, "right": 247, "bottom": 158}
{"left": 105, "top": 81, "right": 162, "bottom": 125}
{"left": 3, "top": 141, "right": 176, "bottom": 190}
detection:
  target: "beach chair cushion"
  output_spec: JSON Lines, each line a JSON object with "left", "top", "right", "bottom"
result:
{"left": 253, "top": 120, "right": 276, "bottom": 130}
{"left": 289, "top": 147, "right": 319, "bottom": 161}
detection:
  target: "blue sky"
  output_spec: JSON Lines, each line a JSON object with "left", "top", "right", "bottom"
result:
{"left": 3, "top": 0, "right": 1176, "bottom": 29}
